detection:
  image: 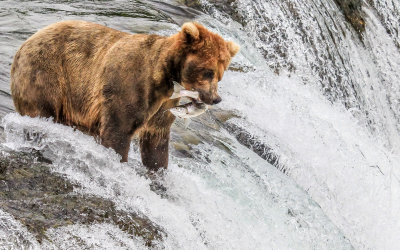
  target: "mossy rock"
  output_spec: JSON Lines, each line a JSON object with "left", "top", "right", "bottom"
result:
{"left": 0, "top": 150, "right": 164, "bottom": 246}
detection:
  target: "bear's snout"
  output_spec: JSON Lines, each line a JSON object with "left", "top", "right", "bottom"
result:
{"left": 212, "top": 96, "right": 222, "bottom": 105}
{"left": 198, "top": 91, "right": 221, "bottom": 105}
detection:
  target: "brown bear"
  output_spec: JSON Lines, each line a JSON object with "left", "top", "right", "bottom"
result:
{"left": 10, "top": 20, "right": 239, "bottom": 170}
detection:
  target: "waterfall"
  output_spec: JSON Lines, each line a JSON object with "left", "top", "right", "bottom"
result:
{"left": 193, "top": 0, "right": 400, "bottom": 248}
{"left": 0, "top": 0, "right": 399, "bottom": 249}
{"left": 197, "top": 0, "right": 400, "bottom": 150}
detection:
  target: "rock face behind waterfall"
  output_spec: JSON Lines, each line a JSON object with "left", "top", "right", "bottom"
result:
{"left": 333, "top": 0, "right": 365, "bottom": 33}
{"left": 183, "top": 0, "right": 365, "bottom": 34}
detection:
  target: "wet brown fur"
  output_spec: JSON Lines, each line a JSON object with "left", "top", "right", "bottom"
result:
{"left": 10, "top": 20, "right": 239, "bottom": 170}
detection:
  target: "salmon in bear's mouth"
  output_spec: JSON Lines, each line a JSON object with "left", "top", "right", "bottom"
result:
{"left": 169, "top": 81, "right": 208, "bottom": 119}
{"left": 169, "top": 81, "right": 200, "bottom": 100}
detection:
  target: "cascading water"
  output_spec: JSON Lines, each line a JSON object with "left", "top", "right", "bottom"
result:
{"left": 0, "top": 0, "right": 399, "bottom": 249}
{"left": 198, "top": 0, "right": 400, "bottom": 150}
{"left": 195, "top": 0, "right": 400, "bottom": 248}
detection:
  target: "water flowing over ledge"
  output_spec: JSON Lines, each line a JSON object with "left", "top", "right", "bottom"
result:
{"left": 1, "top": 113, "right": 352, "bottom": 249}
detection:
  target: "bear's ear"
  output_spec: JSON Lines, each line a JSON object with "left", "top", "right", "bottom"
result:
{"left": 181, "top": 22, "right": 200, "bottom": 43}
{"left": 227, "top": 41, "right": 240, "bottom": 57}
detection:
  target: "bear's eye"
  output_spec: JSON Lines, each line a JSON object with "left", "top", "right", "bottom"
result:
{"left": 203, "top": 70, "right": 214, "bottom": 80}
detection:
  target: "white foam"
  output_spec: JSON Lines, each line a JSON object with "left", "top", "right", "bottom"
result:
{"left": 220, "top": 69, "right": 400, "bottom": 249}
{"left": 42, "top": 223, "right": 148, "bottom": 249}
{"left": 0, "top": 209, "right": 41, "bottom": 249}
{"left": 1, "top": 113, "right": 351, "bottom": 249}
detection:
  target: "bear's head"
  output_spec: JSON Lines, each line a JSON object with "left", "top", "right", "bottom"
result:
{"left": 174, "top": 22, "right": 240, "bottom": 105}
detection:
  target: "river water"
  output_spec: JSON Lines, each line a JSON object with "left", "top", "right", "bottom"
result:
{"left": 0, "top": 0, "right": 399, "bottom": 249}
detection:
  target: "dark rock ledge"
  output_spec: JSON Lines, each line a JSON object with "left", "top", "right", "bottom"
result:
{"left": 209, "top": 110, "right": 289, "bottom": 174}
{"left": 181, "top": 0, "right": 365, "bottom": 35}
{"left": 0, "top": 150, "right": 163, "bottom": 247}
{"left": 221, "top": 122, "right": 286, "bottom": 173}
{"left": 334, "top": 0, "right": 365, "bottom": 34}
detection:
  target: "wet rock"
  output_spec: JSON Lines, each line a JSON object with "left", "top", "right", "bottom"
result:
{"left": 0, "top": 150, "right": 163, "bottom": 246}
{"left": 334, "top": 0, "right": 365, "bottom": 34}
{"left": 207, "top": 110, "right": 289, "bottom": 174}
{"left": 183, "top": 0, "right": 365, "bottom": 35}
{"left": 228, "top": 62, "right": 255, "bottom": 73}
{"left": 170, "top": 109, "right": 240, "bottom": 162}
{"left": 210, "top": 109, "right": 240, "bottom": 123}
{"left": 179, "top": 0, "right": 202, "bottom": 9}
{"left": 171, "top": 108, "right": 288, "bottom": 173}
{"left": 181, "top": 0, "right": 246, "bottom": 26}
{"left": 220, "top": 122, "right": 287, "bottom": 173}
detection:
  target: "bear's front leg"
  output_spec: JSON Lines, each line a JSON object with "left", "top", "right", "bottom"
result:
{"left": 101, "top": 129, "right": 132, "bottom": 162}
{"left": 100, "top": 106, "right": 144, "bottom": 162}
{"left": 140, "top": 130, "right": 170, "bottom": 170}
{"left": 139, "top": 100, "right": 176, "bottom": 171}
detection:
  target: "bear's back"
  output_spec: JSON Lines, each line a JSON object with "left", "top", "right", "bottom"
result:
{"left": 10, "top": 21, "right": 129, "bottom": 130}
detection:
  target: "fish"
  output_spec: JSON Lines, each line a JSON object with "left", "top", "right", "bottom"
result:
{"left": 169, "top": 101, "right": 208, "bottom": 128}
{"left": 169, "top": 81, "right": 199, "bottom": 100}
{"left": 168, "top": 81, "right": 208, "bottom": 127}
{"left": 169, "top": 101, "right": 208, "bottom": 119}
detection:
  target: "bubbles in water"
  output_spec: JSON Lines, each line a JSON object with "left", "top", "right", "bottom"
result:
{"left": 1, "top": 113, "right": 351, "bottom": 249}
{"left": 219, "top": 69, "right": 400, "bottom": 249}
